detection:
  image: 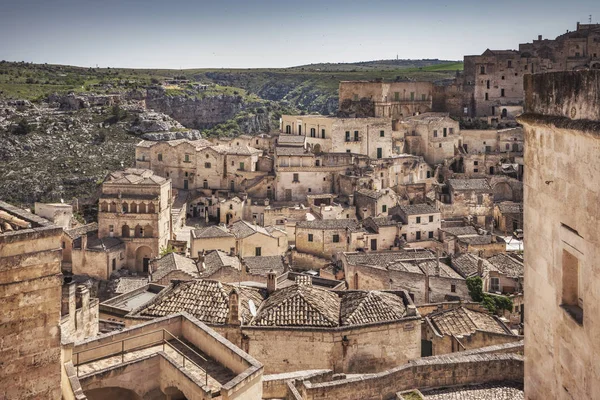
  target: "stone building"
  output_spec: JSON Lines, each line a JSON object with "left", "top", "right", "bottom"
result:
{"left": 422, "top": 306, "right": 520, "bottom": 356}
{"left": 98, "top": 168, "right": 172, "bottom": 273}
{"left": 149, "top": 251, "right": 200, "bottom": 285}
{"left": 494, "top": 201, "right": 523, "bottom": 234}
{"left": 34, "top": 202, "right": 73, "bottom": 229}
{"left": 341, "top": 250, "right": 468, "bottom": 304}
{"left": 280, "top": 115, "right": 393, "bottom": 158}
{"left": 190, "top": 225, "right": 236, "bottom": 258}
{"left": 354, "top": 187, "right": 399, "bottom": 219}
{"left": 60, "top": 280, "right": 99, "bottom": 343}
{"left": 295, "top": 219, "right": 362, "bottom": 260}
{"left": 518, "top": 70, "right": 600, "bottom": 399}
{"left": 126, "top": 277, "right": 421, "bottom": 374}
{"left": 0, "top": 201, "right": 63, "bottom": 399}
{"left": 394, "top": 203, "right": 441, "bottom": 242}
{"left": 397, "top": 113, "right": 460, "bottom": 165}
{"left": 338, "top": 80, "right": 434, "bottom": 118}
{"left": 436, "top": 178, "right": 494, "bottom": 225}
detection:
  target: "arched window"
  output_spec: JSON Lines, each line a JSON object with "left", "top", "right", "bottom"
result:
{"left": 122, "top": 203, "right": 128, "bottom": 213}
{"left": 285, "top": 125, "right": 291, "bottom": 134}
{"left": 130, "top": 203, "right": 138, "bottom": 213}
{"left": 135, "top": 225, "right": 143, "bottom": 238}
{"left": 144, "top": 225, "right": 153, "bottom": 238}
{"left": 100, "top": 202, "right": 108, "bottom": 212}
{"left": 110, "top": 202, "right": 117, "bottom": 212}
{"left": 122, "top": 225, "right": 130, "bottom": 238}
{"left": 229, "top": 204, "right": 233, "bottom": 210}
{"left": 139, "top": 203, "right": 147, "bottom": 213}
{"left": 203, "top": 180, "right": 208, "bottom": 189}
{"left": 148, "top": 203, "right": 156, "bottom": 214}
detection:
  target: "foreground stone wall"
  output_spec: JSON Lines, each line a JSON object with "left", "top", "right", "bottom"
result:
{"left": 0, "top": 224, "right": 64, "bottom": 399}
{"left": 520, "top": 70, "right": 600, "bottom": 400}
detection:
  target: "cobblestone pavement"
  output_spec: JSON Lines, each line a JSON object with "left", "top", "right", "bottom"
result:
{"left": 422, "top": 383, "right": 524, "bottom": 399}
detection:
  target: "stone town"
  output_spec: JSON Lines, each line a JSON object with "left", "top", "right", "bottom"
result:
{"left": 0, "top": 22, "right": 599, "bottom": 400}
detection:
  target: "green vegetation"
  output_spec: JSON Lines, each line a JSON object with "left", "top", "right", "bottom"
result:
{"left": 12, "top": 118, "right": 33, "bottom": 135}
{"left": 159, "top": 245, "right": 176, "bottom": 257}
{"left": 400, "top": 391, "right": 424, "bottom": 400}
{"left": 466, "top": 276, "right": 513, "bottom": 314}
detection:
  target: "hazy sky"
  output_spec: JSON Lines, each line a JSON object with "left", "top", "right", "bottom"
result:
{"left": 1, "top": 0, "right": 599, "bottom": 69}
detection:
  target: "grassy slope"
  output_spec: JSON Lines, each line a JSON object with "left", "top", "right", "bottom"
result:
{"left": 0, "top": 61, "right": 463, "bottom": 102}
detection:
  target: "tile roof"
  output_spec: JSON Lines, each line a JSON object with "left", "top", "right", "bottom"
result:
{"left": 398, "top": 203, "right": 439, "bottom": 215}
{"left": 64, "top": 222, "right": 98, "bottom": 240}
{"left": 136, "top": 138, "right": 212, "bottom": 149}
{"left": 104, "top": 168, "right": 167, "bottom": 185}
{"left": 224, "top": 145, "right": 262, "bottom": 155}
{"left": 250, "top": 283, "right": 341, "bottom": 327}
{"left": 115, "top": 277, "right": 150, "bottom": 294}
{"left": 355, "top": 188, "right": 384, "bottom": 199}
{"left": 151, "top": 253, "right": 199, "bottom": 282}
{"left": 85, "top": 236, "right": 125, "bottom": 252}
{"left": 135, "top": 280, "right": 263, "bottom": 325}
{"left": 447, "top": 179, "right": 492, "bottom": 192}
{"left": 429, "top": 306, "right": 509, "bottom": 336}
{"left": 296, "top": 219, "right": 361, "bottom": 230}
{"left": 277, "top": 135, "right": 306, "bottom": 144}
{"left": 198, "top": 250, "right": 241, "bottom": 278}
{"left": 243, "top": 256, "right": 286, "bottom": 277}
{"left": 275, "top": 147, "right": 311, "bottom": 156}
{"left": 386, "top": 261, "right": 426, "bottom": 274}
{"left": 496, "top": 202, "right": 523, "bottom": 214}
{"left": 344, "top": 249, "right": 435, "bottom": 269}
{"left": 457, "top": 235, "right": 494, "bottom": 245}
{"left": 0, "top": 201, "right": 52, "bottom": 233}
{"left": 192, "top": 225, "right": 234, "bottom": 239}
{"left": 230, "top": 220, "right": 272, "bottom": 239}
{"left": 451, "top": 253, "right": 497, "bottom": 278}
{"left": 339, "top": 291, "right": 406, "bottom": 326}
{"left": 417, "top": 260, "right": 464, "bottom": 280}
{"left": 440, "top": 226, "right": 479, "bottom": 237}
{"left": 486, "top": 253, "right": 524, "bottom": 278}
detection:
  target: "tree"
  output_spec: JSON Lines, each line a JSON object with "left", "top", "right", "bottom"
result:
{"left": 159, "top": 245, "right": 176, "bottom": 257}
{"left": 467, "top": 276, "right": 513, "bottom": 314}
{"left": 466, "top": 276, "right": 484, "bottom": 302}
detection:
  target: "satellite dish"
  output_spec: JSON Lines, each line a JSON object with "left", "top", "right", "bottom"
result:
{"left": 249, "top": 300, "right": 257, "bottom": 317}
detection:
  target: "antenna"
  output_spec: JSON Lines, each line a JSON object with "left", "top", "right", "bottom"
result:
{"left": 589, "top": 14, "right": 593, "bottom": 24}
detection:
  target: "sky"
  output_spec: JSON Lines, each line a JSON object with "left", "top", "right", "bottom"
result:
{"left": 1, "top": 0, "right": 599, "bottom": 69}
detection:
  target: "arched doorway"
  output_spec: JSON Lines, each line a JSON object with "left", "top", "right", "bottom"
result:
{"left": 135, "top": 246, "right": 153, "bottom": 273}
{"left": 501, "top": 108, "right": 508, "bottom": 118}
{"left": 314, "top": 144, "right": 322, "bottom": 154}
{"left": 493, "top": 181, "right": 514, "bottom": 201}
{"left": 226, "top": 213, "right": 233, "bottom": 224}
{"left": 163, "top": 386, "right": 187, "bottom": 400}
{"left": 85, "top": 387, "right": 142, "bottom": 400}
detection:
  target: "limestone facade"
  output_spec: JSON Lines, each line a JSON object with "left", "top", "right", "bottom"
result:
{"left": 519, "top": 70, "right": 600, "bottom": 400}
{"left": 0, "top": 201, "right": 63, "bottom": 400}
{"left": 98, "top": 168, "right": 172, "bottom": 273}
{"left": 397, "top": 113, "right": 460, "bottom": 165}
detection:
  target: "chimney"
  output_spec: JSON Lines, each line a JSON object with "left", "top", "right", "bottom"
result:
{"left": 227, "top": 289, "right": 241, "bottom": 325}
{"left": 198, "top": 250, "right": 205, "bottom": 264}
{"left": 439, "top": 229, "right": 446, "bottom": 242}
{"left": 61, "top": 278, "right": 76, "bottom": 317}
{"left": 423, "top": 262, "right": 430, "bottom": 303}
{"left": 267, "top": 270, "right": 277, "bottom": 294}
{"left": 435, "top": 248, "right": 441, "bottom": 276}
{"left": 81, "top": 233, "right": 88, "bottom": 253}
{"left": 538, "top": 35, "right": 542, "bottom": 40}
{"left": 477, "top": 257, "right": 484, "bottom": 276}
{"left": 76, "top": 285, "right": 90, "bottom": 312}
{"left": 406, "top": 304, "right": 417, "bottom": 316}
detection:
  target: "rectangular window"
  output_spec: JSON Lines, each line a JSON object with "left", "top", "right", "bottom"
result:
{"left": 410, "top": 92, "right": 415, "bottom": 101}
{"left": 184, "top": 154, "right": 190, "bottom": 163}
{"left": 443, "top": 128, "right": 447, "bottom": 137}
{"left": 486, "top": 80, "right": 490, "bottom": 89}
{"left": 474, "top": 161, "right": 479, "bottom": 166}
{"left": 428, "top": 231, "right": 434, "bottom": 239}
{"left": 109, "top": 225, "right": 114, "bottom": 233}
{"left": 421, "top": 94, "right": 426, "bottom": 101}
{"left": 382, "top": 205, "right": 387, "bottom": 213}
{"left": 158, "top": 153, "right": 163, "bottom": 161}
{"left": 239, "top": 162, "right": 245, "bottom": 171}
{"left": 451, "top": 284, "right": 456, "bottom": 293}
{"left": 508, "top": 60, "right": 512, "bottom": 68}
{"left": 333, "top": 234, "right": 340, "bottom": 243}
{"left": 562, "top": 249, "right": 583, "bottom": 323}
{"left": 394, "top": 92, "right": 400, "bottom": 101}
{"left": 449, "top": 128, "right": 454, "bottom": 134}
{"left": 416, "top": 231, "right": 421, "bottom": 240}
{"left": 474, "top": 168, "right": 479, "bottom": 173}
{"left": 205, "top": 162, "right": 211, "bottom": 168}
{"left": 433, "top": 130, "right": 438, "bottom": 138}
{"left": 416, "top": 216, "right": 421, "bottom": 223}
{"left": 380, "top": 130, "right": 385, "bottom": 137}
{"left": 62, "top": 241, "right": 66, "bottom": 249}
{"left": 480, "top": 66, "right": 485, "bottom": 74}
{"left": 491, "top": 277, "right": 500, "bottom": 292}
{"left": 255, "top": 247, "right": 262, "bottom": 256}
{"left": 354, "top": 131, "right": 359, "bottom": 141}
{"left": 308, "top": 234, "right": 314, "bottom": 242}
{"left": 485, "top": 93, "right": 489, "bottom": 101}
{"left": 321, "top": 128, "right": 326, "bottom": 138}
{"left": 501, "top": 89, "right": 505, "bottom": 97}
{"left": 345, "top": 131, "right": 350, "bottom": 141}
{"left": 429, "top": 215, "right": 433, "bottom": 222}
{"left": 293, "top": 173, "right": 299, "bottom": 183}
{"left": 477, "top": 194, "right": 483, "bottom": 205}
{"left": 377, "top": 148, "right": 382, "bottom": 159}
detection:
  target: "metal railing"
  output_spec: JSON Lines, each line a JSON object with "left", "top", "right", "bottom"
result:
{"left": 73, "top": 328, "right": 209, "bottom": 387}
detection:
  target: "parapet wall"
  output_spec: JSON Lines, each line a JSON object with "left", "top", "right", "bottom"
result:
{"left": 524, "top": 70, "right": 600, "bottom": 121}
{"left": 297, "top": 344, "right": 524, "bottom": 400}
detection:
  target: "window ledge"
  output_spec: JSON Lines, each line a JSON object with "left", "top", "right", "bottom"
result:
{"left": 561, "top": 304, "right": 583, "bottom": 325}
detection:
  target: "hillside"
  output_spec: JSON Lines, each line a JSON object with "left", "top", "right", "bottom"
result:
{"left": 0, "top": 59, "right": 462, "bottom": 206}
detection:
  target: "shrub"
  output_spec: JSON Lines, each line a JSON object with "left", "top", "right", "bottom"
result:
{"left": 13, "top": 118, "right": 32, "bottom": 135}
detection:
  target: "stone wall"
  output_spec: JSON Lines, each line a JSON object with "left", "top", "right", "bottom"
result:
{"left": 519, "top": 70, "right": 600, "bottom": 400}
{"left": 298, "top": 352, "right": 523, "bottom": 400}
{"left": 0, "top": 224, "right": 64, "bottom": 399}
